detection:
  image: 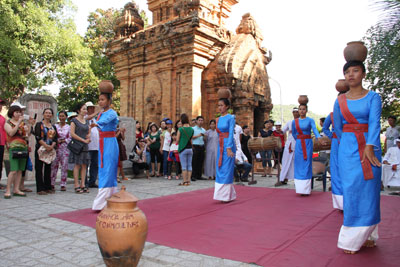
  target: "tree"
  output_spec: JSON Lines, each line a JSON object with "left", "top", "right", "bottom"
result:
{"left": 0, "top": 0, "right": 93, "bottom": 104}
{"left": 364, "top": 0, "right": 400, "bottom": 118}
{"left": 57, "top": 2, "right": 149, "bottom": 113}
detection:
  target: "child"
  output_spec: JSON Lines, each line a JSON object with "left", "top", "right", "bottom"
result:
{"left": 167, "top": 132, "right": 182, "bottom": 180}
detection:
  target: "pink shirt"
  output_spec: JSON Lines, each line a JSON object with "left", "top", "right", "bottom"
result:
{"left": 0, "top": 115, "right": 6, "bottom": 146}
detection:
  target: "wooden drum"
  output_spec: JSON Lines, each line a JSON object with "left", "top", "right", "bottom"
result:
{"left": 313, "top": 136, "right": 331, "bottom": 152}
{"left": 248, "top": 137, "right": 282, "bottom": 152}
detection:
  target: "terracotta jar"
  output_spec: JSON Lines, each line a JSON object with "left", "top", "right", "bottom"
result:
{"left": 343, "top": 41, "right": 368, "bottom": 62}
{"left": 335, "top": 79, "right": 349, "bottom": 93}
{"left": 96, "top": 186, "right": 148, "bottom": 267}
{"left": 298, "top": 95, "right": 309, "bottom": 105}
{"left": 99, "top": 80, "right": 114, "bottom": 94}
{"left": 217, "top": 88, "right": 232, "bottom": 99}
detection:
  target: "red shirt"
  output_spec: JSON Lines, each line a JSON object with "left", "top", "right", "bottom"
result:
{"left": 0, "top": 115, "right": 6, "bottom": 146}
{"left": 273, "top": 130, "right": 285, "bottom": 148}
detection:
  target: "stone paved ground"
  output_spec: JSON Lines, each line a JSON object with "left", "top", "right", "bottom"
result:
{"left": 0, "top": 168, "right": 398, "bottom": 267}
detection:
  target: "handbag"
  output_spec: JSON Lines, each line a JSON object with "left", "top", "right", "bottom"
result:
{"left": 67, "top": 139, "right": 84, "bottom": 154}
{"left": 12, "top": 150, "right": 29, "bottom": 159}
{"left": 129, "top": 146, "right": 140, "bottom": 163}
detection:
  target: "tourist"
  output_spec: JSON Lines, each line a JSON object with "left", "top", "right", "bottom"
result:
{"left": 160, "top": 120, "right": 173, "bottom": 178}
{"left": 214, "top": 98, "right": 236, "bottom": 202}
{"left": 333, "top": 61, "right": 382, "bottom": 254}
{"left": 273, "top": 121, "right": 285, "bottom": 166}
{"left": 86, "top": 101, "right": 99, "bottom": 188}
{"left": 11, "top": 102, "right": 33, "bottom": 193}
{"left": 381, "top": 138, "right": 400, "bottom": 188}
{"left": 176, "top": 113, "right": 194, "bottom": 186}
{"left": 34, "top": 108, "right": 58, "bottom": 195}
{"left": 318, "top": 117, "right": 330, "bottom": 160}
{"left": 167, "top": 132, "right": 182, "bottom": 180}
{"left": 0, "top": 98, "right": 6, "bottom": 189}
{"left": 68, "top": 103, "right": 90, "bottom": 194}
{"left": 3, "top": 105, "right": 32, "bottom": 198}
{"left": 136, "top": 121, "right": 143, "bottom": 142}
{"left": 384, "top": 115, "right": 399, "bottom": 153}
{"left": 116, "top": 125, "right": 128, "bottom": 182}
{"left": 51, "top": 111, "right": 71, "bottom": 191}
{"left": 279, "top": 107, "right": 299, "bottom": 184}
{"left": 258, "top": 120, "right": 273, "bottom": 177}
{"left": 131, "top": 137, "right": 149, "bottom": 178}
{"left": 323, "top": 111, "right": 342, "bottom": 210}
{"left": 174, "top": 120, "right": 182, "bottom": 133}
{"left": 292, "top": 104, "right": 321, "bottom": 195}
{"left": 191, "top": 119, "right": 196, "bottom": 127}
{"left": 144, "top": 122, "right": 153, "bottom": 173}
{"left": 159, "top": 120, "right": 168, "bottom": 175}
{"left": 240, "top": 125, "right": 252, "bottom": 164}
{"left": 192, "top": 116, "right": 206, "bottom": 181}
{"left": 148, "top": 123, "right": 162, "bottom": 177}
{"left": 92, "top": 92, "right": 119, "bottom": 210}
{"left": 205, "top": 120, "right": 218, "bottom": 180}
{"left": 234, "top": 143, "right": 252, "bottom": 182}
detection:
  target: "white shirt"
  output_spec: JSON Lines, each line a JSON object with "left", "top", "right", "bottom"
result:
{"left": 283, "top": 120, "right": 294, "bottom": 143}
{"left": 234, "top": 124, "right": 243, "bottom": 149}
{"left": 169, "top": 143, "right": 179, "bottom": 152}
{"left": 386, "top": 126, "right": 400, "bottom": 149}
{"left": 383, "top": 146, "right": 400, "bottom": 165}
{"left": 235, "top": 144, "right": 248, "bottom": 163}
{"left": 87, "top": 117, "right": 99, "bottom": 151}
{"left": 162, "top": 131, "right": 172, "bottom": 151}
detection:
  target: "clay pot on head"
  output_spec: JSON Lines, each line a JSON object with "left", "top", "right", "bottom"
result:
{"left": 335, "top": 79, "right": 349, "bottom": 93}
{"left": 99, "top": 80, "right": 114, "bottom": 94}
{"left": 343, "top": 41, "right": 368, "bottom": 62}
{"left": 96, "top": 186, "right": 148, "bottom": 267}
{"left": 298, "top": 95, "right": 309, "bottom": 105}
{"left": 217, "top": 88, "right": 232, "bottom": 99}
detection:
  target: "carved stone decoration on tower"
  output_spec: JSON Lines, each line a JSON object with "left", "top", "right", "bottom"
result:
{"left": 114, "top": 3, "right": 145, "bottom": 39}
{"left": 201, "top": 13, "right": 273, "bottom": 134}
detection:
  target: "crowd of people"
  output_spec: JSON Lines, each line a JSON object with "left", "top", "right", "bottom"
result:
{"left": 0, "top": 60, "right": 398, "bottom": 255}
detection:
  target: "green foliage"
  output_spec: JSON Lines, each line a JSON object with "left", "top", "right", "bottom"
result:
{"left": 364, "top": 0, "right": 400, "bottom": 119}
{"left": 0, "top": 0, "right": 84, "bottom": 104}
{"left": 270, "top": 104, "right": 326, "bottom": 129}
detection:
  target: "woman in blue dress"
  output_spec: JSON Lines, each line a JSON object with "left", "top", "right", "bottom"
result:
{"left": 323, "top": 112, "right": 343, "bottom": 210}
{"left": 333, "top": 61, "right": 381, "bottom": 254}
{"left": 214, "top": 98, "right": 236, "bottom": 202}
{"left": 292, "top": 104, "right": 321, "bottom": 195}
{"left": 92, "top": 93, "right": 119, "bottom": 210}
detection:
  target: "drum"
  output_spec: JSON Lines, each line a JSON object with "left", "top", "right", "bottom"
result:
{"left": 248, "top": 137, "right": 282, "bottom": 152}
{"left": 313, "top": 136, "right": 331, "bottom": 152}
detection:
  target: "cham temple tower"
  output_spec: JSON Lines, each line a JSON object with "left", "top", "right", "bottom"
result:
{"left": 107, "top": 0, "right": 273, "bottom": 132}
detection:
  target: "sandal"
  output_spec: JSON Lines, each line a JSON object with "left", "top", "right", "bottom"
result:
{"left": 75, "top": 187, "right": 82, "bottom": 194}
{"left": 37, "top": 191, "right": 47, "bottom": 195}
{"left": 13, "top": 192, "right": 27, "bottom": 197}
{"left": 82, "top": 187, "right": 89, "bottom": 193}
{"left": 185, "top": 182, "right": 191, "bottom": 186}
{"left": 168, "top": 176, "right": 172, "bottom": 180}
{"left": 60, "top": 186, "right": 66, "bottom": 191}
{"left": 20, "top": 188, "right": 33, "bottom": 192}
{"left": 178, "top": 182, "right": 188, "bottom": 186}
{"left": 175, "top": 176, "right": 180, "bottom": 180}
{"left": 4, "top": 194, "right": 11, "bottom": 199}
{"left": 117, "top": 179, "right": 121, "bottom": 183}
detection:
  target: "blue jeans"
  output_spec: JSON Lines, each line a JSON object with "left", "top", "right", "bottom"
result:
{"left": 163, "top": 150, "right": 169, "bottom": 176}
{"left": 86, "top": 150, "right": 98, "bottom": 186}
{"left": 261, "top": 150, "right": 272, "bottom": 168}
{"left": 234, "top": 162, "right": 252, "bottom": 180}
{"left": 146, "top": 150, "right": 152, "bottom": 173}
{"left": 179, "top": 149, "right": 193, "bottom": 171}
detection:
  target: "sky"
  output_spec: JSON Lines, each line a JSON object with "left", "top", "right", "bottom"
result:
{"left": 70, "top": 0, "right": 380, "bottom": 116}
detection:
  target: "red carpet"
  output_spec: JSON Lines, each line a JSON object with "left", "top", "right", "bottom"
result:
{"left": 50, "top": 187, "right": 400, "bottom": 267}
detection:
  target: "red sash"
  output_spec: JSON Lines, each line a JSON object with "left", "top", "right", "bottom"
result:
{"left": 294, "top": 118, "right": 311, "bottom": 160}
{"left": 97, "top": 112, "right": 116, "bottom": 168}
{"left": 216, "top": 118, "right": 229, "bottom": 167}
{"left": 330, "top": 113, "right": 337, "bottom": 139}
{"left": 338, "top": 94, "right": 374, "bottom": 180}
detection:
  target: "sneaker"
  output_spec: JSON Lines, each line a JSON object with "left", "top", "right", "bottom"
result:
{"left": 164, "top": 175, "right": 168, "bottom": 179}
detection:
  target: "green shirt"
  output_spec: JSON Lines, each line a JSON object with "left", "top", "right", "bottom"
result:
{"left": 178, "top": 127, "right": 194, "bottom": 153}
{"left": 149, "top": 131, "right": 161, "bottom": 150}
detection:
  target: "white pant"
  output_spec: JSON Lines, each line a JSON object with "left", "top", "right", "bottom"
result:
{"left": 294, "top": 179, "right": 311, "bottom": 195}
{"left": 338, "top": 224, "right": 378, "bottom": 251}
{"left": 381, "top": 165, "right": 400, "bottom": 187}
{"left": 92, "top": 187, "right": 119, "bottom": 210}
{"left": 214, "top": 182, "right": 236, "bottom": 202}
